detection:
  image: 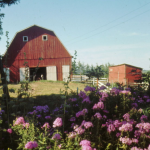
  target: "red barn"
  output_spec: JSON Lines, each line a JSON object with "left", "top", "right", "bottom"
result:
{"left": 2, "top": 25, "right": 72, "bottom": 83}
{"left": 109, "top": 64, "right": 142, "bottom": 86}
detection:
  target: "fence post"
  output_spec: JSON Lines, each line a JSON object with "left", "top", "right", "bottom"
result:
{"left": 93, "top": 78, "right": 95, "bottom": 85}
{"left": 81, "top": 76, "right": 82, "bottom": 82}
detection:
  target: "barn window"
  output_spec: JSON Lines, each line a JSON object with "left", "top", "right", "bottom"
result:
{"left": 23, "top": 36, "right": 28, "bottom": 42}
{"left": 42, "top": 35, "right": 48, "bottom": 41}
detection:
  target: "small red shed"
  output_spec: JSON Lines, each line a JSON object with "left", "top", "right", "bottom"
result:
{"left": 109, "top": 64, "right": 142, "bottom": 85}
{"left": 2, "top": 25, "right": 72, "bottom": 83}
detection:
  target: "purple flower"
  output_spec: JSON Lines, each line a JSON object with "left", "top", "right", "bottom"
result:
{"left": 78, "top": 91, "right": 87, "bottom": 99}
{"left": 123, "top": 113, "right": 130, "bottom": 121}
{"left": 82, "top": 96, "right": 91, "bottom": 104}
{"left": 93, "top": 101, "right": 104, "bottom": 110}
{"left": 99, "top": 85, "right": 106, "bottom": 90}
{"left": 116, "top": 132, "right": 121, "bottom": 137}
{"left": 120, "top": 90, "right": 131, "bottom": 94}
{"left": 84, "top": 86, "right": 95, "bottom": 92}
{"left": 68, "top": 131, "right": 77, "bottom": 138}
{"left": 119, "top": 123, "right": 133, "bottom": 132}
{"left": 53, "top": 117, "right": 62, "bottom": 128}
{"left": 140, "top": 115, "right": 148, "bottom": 122}
{"left": 42, "top": 122, "right": 50, "bottom": 129}
{"left": 23, "top": 123, "right": 30, "bottom": 128}
{"left": 76, "top": 109, "right": 88, "bottom": 118}
{"left": 7, "top": 128, "right": 12, "bottom": 134}
{"left": 34, "top": 105, "right": 49, "bottom": 113}
{"left": 83, "top": 121, "right": 93, "bottom": 129}
{"left": 80, "top": 140, "right": 91, "bottom": 146}
{"left": 74, "top": 126, "right": 85, "bottom": 135}
{"left": 45, "top": 116, "right": 51, "bottom": 119}
{"left": 107, "top": 124, "right": 115, "bottom": 133}
{"left": 94, "top": 112, "right": 102, "bottom": 120}
{"left": 36, "top": 114, "right": 42, "bottom": 118}
{"left": 132, "top": 103, "right": 138, "bottom": 108}
{"left": 14, "top": 117, "right": 25, "bottom": 126}
{"left": 69, "top": 98, "right": 77, "bottom": 102}
{"left": 52, "top": 133, "right": 61, "bottom": 140}
{"left": 106, "top": 82, "right": 110, "bottom": 86}
{"left": 25, "top": 141, "right": 38, "bottom": 149}
{"left": 0, "top": 110, "right": 5, "bottom": 115}
{"left": 70, "top": 117, "right": 76, "bottom": 122}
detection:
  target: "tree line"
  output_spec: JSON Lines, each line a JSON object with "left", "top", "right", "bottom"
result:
{"left": 71, "top": 50, "right": 113, "bottom": 78}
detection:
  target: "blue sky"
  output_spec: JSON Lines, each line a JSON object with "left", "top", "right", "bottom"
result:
{"left": 0, "top": 0, "right": 150, "bottom": 70}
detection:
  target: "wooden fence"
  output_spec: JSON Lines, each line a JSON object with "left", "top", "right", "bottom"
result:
{"left": 70, "top": 75, "right": 110, "bottom": 89}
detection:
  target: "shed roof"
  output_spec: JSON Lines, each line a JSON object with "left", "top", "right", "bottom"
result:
{"left": 109, "top": 63, "right": 142, "bottom": 70}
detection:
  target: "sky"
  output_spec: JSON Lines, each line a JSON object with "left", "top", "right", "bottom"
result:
{"left": 0, "top": 0, "right": 150, "bottom": 70}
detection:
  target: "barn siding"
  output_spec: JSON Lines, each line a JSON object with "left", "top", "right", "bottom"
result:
{"left": 3, "top": 25, "right": 72, "bottom": 82}
{"left": 109, "top": 64, "right": 142, "bottom": 85}
{"left": 126, "top": 65, "right": 142, "bottom": 84}
{"left": 109, "top": 65, "right": 126, "bottom": 84}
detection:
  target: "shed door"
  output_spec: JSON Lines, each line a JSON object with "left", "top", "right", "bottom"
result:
{"left": 3, "top": 68, "right": 10, "bottom": 82}
{"left": 46, "top": 66, "right": 57, "bottom": 81}
{"left": 62, "top": 65, "right": 70, "bottom": 81}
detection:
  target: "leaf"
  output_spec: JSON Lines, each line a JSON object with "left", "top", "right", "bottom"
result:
{"left": 9, "top": 88, "right": 15, "bottom": 93}
{"left": 19, "top": 99, "right": 24, "bottom": 102}
{"left": 38, "top": 140, "right": 47, "bottom": 145}
{"left": 12, "top": 105, "right": 16, "bottom": 108}
{"left": 11, "top": 113, "right": 16, "bottom": 116}
{"left": 8, "top": 101, "right": 15, "bottom": 105}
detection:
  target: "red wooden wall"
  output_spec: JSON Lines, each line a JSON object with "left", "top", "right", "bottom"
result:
{"left": 3, "top": 25, "right": 72, "bottom": 82}
{"left": 109, "top": 64, "right": 142, "bottom": 85}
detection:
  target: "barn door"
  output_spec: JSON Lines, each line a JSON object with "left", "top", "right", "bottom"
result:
{"left": 3, "top": 68, "right": 10, "bottom": 82}
{"left": 62, "top": 65, "right": 70, "bottom": 82}
{"left": 19, "top": 68, "right": 30, "bottom": 81}
{"left": 46, "top": 66, "right": 57, "bottom": 81}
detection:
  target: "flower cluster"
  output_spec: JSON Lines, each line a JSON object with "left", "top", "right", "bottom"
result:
{"left": 76, "top": 109, "right": 88, "bottom": 117}
{"left": 42, "top": 122, "right": 50, "bottom": 129}
{"left": 14, "top": 117, "right": 25, "bottom": 126}
{"left": 94, "top": 112, "right": 102, "bottom": 120}
{"left": 82, "top": 96, "right": 91, "bottom": 104}
{"left": 119, "top": 123, "right": 133, "bottom": 132}
{"left": 84, "top": 86, "right": 95, "bottom": 92}
{"left": 33, "top": 105, "right": 49, "bottom": 113}
{"left": 25, "top": 141, "right": 38, "bottom": 149}
{"left": 80, "top": 140, "right": 96, "bottom": 150}
{"left": 92, "top": 101, "right": 104, "bottom": 110}
{"left": 52, "top": 133, "right": 61, "bottom": 140}
{"left": 53, "top": 117, "right": 62, "bottom": 128}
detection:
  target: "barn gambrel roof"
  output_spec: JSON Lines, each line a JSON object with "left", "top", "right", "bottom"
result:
{"left": 3, "top": 25, "right": 71, "bottom": 57}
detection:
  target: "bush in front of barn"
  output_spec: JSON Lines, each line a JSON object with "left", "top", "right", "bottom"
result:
{"left": 1, "top": 84, "right": 150, "bottom": 149}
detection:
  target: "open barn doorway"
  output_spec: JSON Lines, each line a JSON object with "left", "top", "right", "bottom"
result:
{"left": 29, "top": 67, "right": 46, "bottom": 81}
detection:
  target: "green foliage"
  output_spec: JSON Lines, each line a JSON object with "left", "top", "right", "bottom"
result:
{"left": 86, "top": 65, "right": 105, "bottom": 80}
{"left": 71, "top": 50, "right": 78, "bottom": 75}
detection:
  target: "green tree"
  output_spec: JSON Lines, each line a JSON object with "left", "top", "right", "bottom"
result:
{"left": 71, "top": 50, "right": 78, "bottom": 75}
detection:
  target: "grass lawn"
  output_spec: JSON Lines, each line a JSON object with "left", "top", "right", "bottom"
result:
{"left": 0, "top": 80, "right": 88, "bottom": 105}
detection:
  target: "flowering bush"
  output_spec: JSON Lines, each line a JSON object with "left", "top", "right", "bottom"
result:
{"left": 1, "top": 84, "right": 150, "bottom": 149}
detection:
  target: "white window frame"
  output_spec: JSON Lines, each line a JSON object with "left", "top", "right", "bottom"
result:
{"left": 42, "top": 35, "right": 48, "bottom": 41}
{"left": 23, "top": 36, "right": 28, "bottom": 42}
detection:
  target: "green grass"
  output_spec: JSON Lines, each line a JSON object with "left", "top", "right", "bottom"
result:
{"left": 0, "top": 80, "right": 86, "bottom": 99}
